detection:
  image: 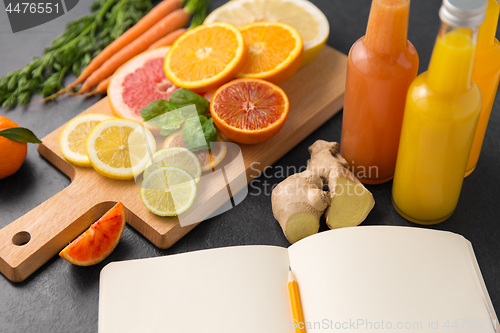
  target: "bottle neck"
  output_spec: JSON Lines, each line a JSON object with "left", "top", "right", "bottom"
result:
{"left": 477, "top": 0, "right": 500, "bottom": 48}
{"left": 364, "top": 0, "right": 411, "bottom": 54}
{"left": 427, "top": 23, "right": 479, "bottom": 94}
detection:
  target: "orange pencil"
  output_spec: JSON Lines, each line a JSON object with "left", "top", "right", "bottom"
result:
{"left": 288, "top": 267, "right": 306, "bottom": 333}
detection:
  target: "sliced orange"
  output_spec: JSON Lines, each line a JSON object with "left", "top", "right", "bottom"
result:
{"left": 164, "top": 22, "right": 246, "bottom": 93}
{"left": 162, "top": 129, "right": 227, "bottom": 172}
{"left": 238, "top": 22, "right": 303, "bottom": 84}
{"left": 59, "top": 202, "right": 126, "bottom": 266}
{"left": 210, "top": 78, "right": 289, "bottom": 144}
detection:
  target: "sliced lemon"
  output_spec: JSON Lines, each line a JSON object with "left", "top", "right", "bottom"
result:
{"left": 143, "top": 147, "right": 202, "bottom": 184}
{"left": 204, "top": 0, "right": 329, "bottom": 66}
{"left": 59, "top": 113, "right": 114, "bottom": 167}
{"left": 141, "top": 166, "right": 197, "bottom": 216}
{"left": 86, "top": 119, "right": 156, "bottom": 180}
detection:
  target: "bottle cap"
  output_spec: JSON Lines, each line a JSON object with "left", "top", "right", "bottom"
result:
{"left": 439, "top": 0, "right": 487, "bottom": 27}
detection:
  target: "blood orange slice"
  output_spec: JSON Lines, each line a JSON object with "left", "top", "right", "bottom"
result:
{"left": 59, "top": 202, "right": 126, "bottom": 266}
{"left": 162, "top": 129, "right": 227, "bottom": 172}
{"left": 210, "top": 78, "right": 289, "bottom": 144}
{"left": 108, "top": 47, "right": 178, "bottom": 124}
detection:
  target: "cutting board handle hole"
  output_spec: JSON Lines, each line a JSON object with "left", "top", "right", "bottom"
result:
{"left": 12, "top": 231, "right": 31, "bottom": 246}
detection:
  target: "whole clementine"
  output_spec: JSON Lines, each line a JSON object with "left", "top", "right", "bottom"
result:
{"left": 0, "top": 116, "right": 27, "bottom": 179}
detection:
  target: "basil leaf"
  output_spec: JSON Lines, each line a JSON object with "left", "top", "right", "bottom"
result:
{"left": 140, "top": 100, "right": 179, "bottom": 122}
{"left": 0, "top": 127, "right": 42, "bottom": 143}
{"left": 146, "top": 104, "right": 200, "bottom": 137}
{"left": 182, "top": 115, "right": 218, "bottom": 152}
{"left": 160, "top": 114, "right": 184, "bottom": 136}
{"left": 182, "top": 115, "right": 208, "bottom": 151}
{"left": 170, "top": 88, "right": 210, "bottom": 116}
{"left": 147, "top": 109, "right": 184, "bottom": 128}
{"left": 202, "top": 117, "right": 217, "bottom": 149}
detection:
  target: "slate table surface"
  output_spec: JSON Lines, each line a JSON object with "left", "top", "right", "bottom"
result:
{"left": 1, "top": 0, "right": 499, "bottom": 332}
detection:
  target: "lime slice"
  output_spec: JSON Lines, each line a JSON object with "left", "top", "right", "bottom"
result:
{"left": 143, "top": 147, "right": 202, "bottom": 184}
{"left": 141, "top": 166, "right": 197, "bottom": 216}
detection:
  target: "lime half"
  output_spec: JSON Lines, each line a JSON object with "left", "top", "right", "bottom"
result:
{"left": 141, "top": 166, "right": 197, "bottom": 216}
{"left": 143, "top": 147, "right": 202, "bottom": 184}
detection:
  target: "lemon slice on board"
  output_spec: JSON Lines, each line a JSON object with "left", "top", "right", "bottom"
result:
{"left": 143, "top": 147, "right": 202, "bottom": 184}
{"left": 86, "top": 118, "right": 156, "bottom": 180}
{"left": 141, "top": 166, "right": 197, "bottom": 216}
{"left": 59, "top": 113, "right": 114, "bottom": 167}
{"left": 204, "top": 0, "right": 330, "bottom": 66}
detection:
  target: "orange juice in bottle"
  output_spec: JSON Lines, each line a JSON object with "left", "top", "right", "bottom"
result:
{"left": 392, "top": 0, "right": 487, "bottom": 224}
{"left": 465, "top": 0, "right": 500, "bottom": 176}
{"left": 341, "top": 0, "right": 419, "bottom": 184}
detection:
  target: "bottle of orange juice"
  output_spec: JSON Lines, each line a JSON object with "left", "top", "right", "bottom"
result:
{"left": 341, "top": 0, "right": 419, "bottom": 184}
{"left": 465, "top": 0, "right": 500, "bottom": 176}
{"left": 392, "top": 0, "right": 487, "bottom": 224}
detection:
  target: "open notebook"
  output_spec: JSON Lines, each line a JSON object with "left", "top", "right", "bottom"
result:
{"left": 99, "top": 226, "right": 498, "bottom": 332}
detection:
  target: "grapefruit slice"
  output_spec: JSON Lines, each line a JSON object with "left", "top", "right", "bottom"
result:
{"left": 108, "top": 47, "right": 178, "bottom": 124}
{"left": 210, "top": 78, "right": 289, "bottom": 144}
{"left": 163, "top": 129, "right": 227, "bottom": 172}
{"left": 59, "top": 202, "right": 126, "bottom": 266}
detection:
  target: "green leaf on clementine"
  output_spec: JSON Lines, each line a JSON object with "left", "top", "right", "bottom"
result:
{"left": 0, "top": 127, "right": 42, "bottom": 143}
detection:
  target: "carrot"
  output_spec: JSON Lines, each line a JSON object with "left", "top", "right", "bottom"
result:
{"left": 147, "top": 28, "right": 187, "bottom": 50}
{"left": 77, "top": 8, "right": 190, "bottom": 94}
{"left": 82, "top": 77, "right": 111, "bottom": 97}
{"left": 83, "top": 29, "right": 185, "bottom": 97}
{"left": 49, "top": 0, "right": 184, "bottom": 98}
{"left": 95, "top": 77, "right": 111, "bottom": 95}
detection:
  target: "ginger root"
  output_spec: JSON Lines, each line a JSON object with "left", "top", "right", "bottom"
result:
{"left": 271, "top": 140, "right": 374, "bottom": 243}
{"left": 271, "top": 170, "right": 329, "bottom": 244}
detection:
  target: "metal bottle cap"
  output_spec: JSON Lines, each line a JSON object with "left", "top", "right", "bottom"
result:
{"left": 439, "top": 0, "right": 487, "bottom": 27}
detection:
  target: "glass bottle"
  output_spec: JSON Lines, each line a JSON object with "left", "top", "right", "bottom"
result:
{"left": 392, "top": 0, "right": 487, "bottom": 224}
{"left": 341, "top": 0, "right": 419, "bottom": 184}
{"left": 465, "top": 0, "right": 500, "bottom": 176}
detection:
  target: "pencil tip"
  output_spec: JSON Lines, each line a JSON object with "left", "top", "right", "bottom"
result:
{"left": 288, "top": 268, "right": 295, "bottom": 282}
{"left": 289, "top": 266, "right": 291, "bottom": 271}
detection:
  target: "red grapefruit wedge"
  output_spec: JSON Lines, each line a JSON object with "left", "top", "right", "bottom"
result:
{"left": 108, "top": 47, "right": 179, "bottom": 124}
{"left": 59, "top": 202, "right": 126, "bottom": 266}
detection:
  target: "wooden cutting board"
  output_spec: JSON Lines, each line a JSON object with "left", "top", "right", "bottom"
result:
{"left": 0, "top": 46, "right": 347, "bottom": 282}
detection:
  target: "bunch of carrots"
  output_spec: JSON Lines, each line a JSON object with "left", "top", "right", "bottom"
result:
{"left": 51, "top": 0, "right": 210, "bottom": 98}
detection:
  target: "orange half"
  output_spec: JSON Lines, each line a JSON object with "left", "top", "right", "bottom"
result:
{"left": 238, "top": 22, "right": 303, "bottom": 84}
{"left": 59, "top": 202, "right": 126, "bottom": 266}
{"left": 164, "top": 22, "right": 246, "bottom": 92}
{"left": 210, "top": 78, "right": 289, "bottom": 145}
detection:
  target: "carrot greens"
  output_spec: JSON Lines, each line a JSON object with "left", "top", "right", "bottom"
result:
{"left": 0, "top": 0, "right": 153, "bottom": 108}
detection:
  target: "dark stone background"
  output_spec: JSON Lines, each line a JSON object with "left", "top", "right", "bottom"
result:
{"left": 0, "top": 0, "right": 499, "bottom": 332}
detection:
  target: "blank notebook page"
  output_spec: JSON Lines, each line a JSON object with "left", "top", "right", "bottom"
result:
{"left": 288, "top": 226, "right": 497, "bottom": 333}
{"left": 99, "top": 245, "right": 291, "bottom": 333}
